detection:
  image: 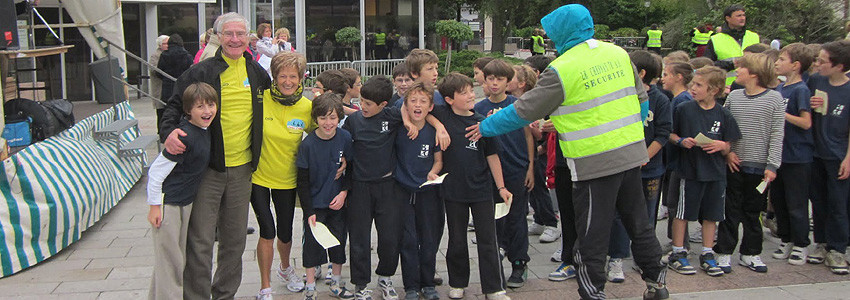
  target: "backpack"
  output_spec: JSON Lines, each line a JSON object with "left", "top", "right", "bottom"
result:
{"left": 3, "top": 98, "right": 73, "bottom": 142}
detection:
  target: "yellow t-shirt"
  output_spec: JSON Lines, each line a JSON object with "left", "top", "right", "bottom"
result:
{"left": 252, "top": 92, "right": 314, "bottom": 189}
{"left": 219, "top": 55, "right": 254, "bottom": 167}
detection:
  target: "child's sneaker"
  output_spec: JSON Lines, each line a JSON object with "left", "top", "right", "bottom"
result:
{"left": 551, "top": 248, "right": 563, "bottom": 262}
{"left": 421, "top": 287, "right": 439, "bottom": 300}
{"left": 772, "top": 242, "right": 793, "bottom": 259}
{"left": 448, "top": 287, "right": 464, "bottom": 299}
{"left": 278, "top": 265, "right": 306, "bottom": 292}
{"left": 699, "top": 252, "right": 724, "bottom": 277}
{"left": 739, "top": 255, "right": 768, "bottom": 273}
{"left": 329, "top": 280, "right": 355, "bottom": 299}
{"left": 354, "top": 288, "right": 373, "bottom": 300}
{"left": 378, "top": 278, "right": 399, "bottom": 300}
{"left": 506, "top": 260, "right": 527, "bottom": 288}
{"left": 548, "top": 263, "right": 576, "bottom": 281}
{"left": 404, "top": 289, "right": 419, "bottom": 300}
{"left": 657, "top": 206, "right": 668, "bottom": 220}
{"left": 325, "top": 265, "right": 334, "bottom": 284}
{"left": 528, "top": 222, "right": 545, "bottom": 235}
{"left": 716, "top": 253, "right": 733, "bottom": 273}
{"left": 305, "top": 288, "right": 317, "bottom": 300}
{"left": 434, "top": 273, "right": 443, "bottom": 286}
{"left": 667, "top": 251, "right": 696, "bottom": 275}
{"left": 257, "top": 287, "right": 273, "bottom": 300}
{"left": 808, "top": 243, "right": 827, "bottom": 264}
{"left": 643, "top": 279, "right": 669, "bottom": 300}
{"left": 788, "top": 246, "right": 808, "bottom": 265}
{"left": 539, "top": 226, "right": 561, "bottom": 243}
{"left": 606, "top": 258, "right": 625, "bottom": 283}
{"left": 825, "top": 250, "right": 849, "bottom": 275}
{"left": 485, "top": 290, "right": 511, "bottom": 300}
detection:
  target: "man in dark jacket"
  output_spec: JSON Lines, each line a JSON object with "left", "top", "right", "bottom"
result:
{"left": 159, "top": 12, "right": 271, "bottom": 300}
{"left": 156, "top": 34, "right": 192, "bottom": 107}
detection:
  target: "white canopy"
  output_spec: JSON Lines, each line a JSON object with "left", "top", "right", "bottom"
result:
{"left": 61, "top": 0, "right": 127, "bottom": 78}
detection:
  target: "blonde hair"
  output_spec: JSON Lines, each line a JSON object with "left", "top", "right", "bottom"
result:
{"left": 695, "top": 66, "right": 727, "bottom": 98}
{"left": 736, "top": 53, "right": 776, "bottom": 88}
{"left": 405, "top": 49, "right": 439, "bottom": 77}
{"left": 512, "top": 65, "right": 537, "bottom": 92}
{"left": 275, "top": 28, "right": 290, "bottom": 40}
{"left": 270, "top": 52, "right": 307, "bottom": 80}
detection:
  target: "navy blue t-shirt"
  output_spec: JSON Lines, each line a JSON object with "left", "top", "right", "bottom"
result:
{"left": 673, "top": 100, "right": 742, "bottom": 181}
{"left": 161, "top": 120, "right": 211, "bottom": 206}
{"left": 807, "top": 75, "right": 850, "bottom": 161}
{"left": 343, "top": 107, "right": 403, "bottom": 181}
{"left": 775, "top": 81, "right": 813, "bottom": 163}
{"left": 393, "top": 90, "right": 446, "bottom": 108}
{"left": 474, "top": 95, "right": 529, "bottom": 181}
{"left": 395, "top": 124, "right": 440, "bottom": 191}
{"left": 296, "top": 129, "right": 353, "bottom": 209}
{"left": 642, "top": 85, "right": 672, "bottom": 178}
{"left": 665, "top": 91, "right": 694, "bottom": 171}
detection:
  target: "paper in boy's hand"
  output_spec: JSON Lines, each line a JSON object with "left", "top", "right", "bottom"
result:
{"left": 694, "top": 133, "right": 715, "bottom": 146}
{"left": 419, "top": 173, "right": 448, "bottom": 188}
{"left": 311, "top": 222, "right": 340, "bottom": 249}
{"left": 814, "top": 90, "right": 829, "bottom": 115}
{"left": 755, "top": 180, "right": 768, "bottom": 194}
{"left": 495, "top": 201, "right": 511, "bottom": 219}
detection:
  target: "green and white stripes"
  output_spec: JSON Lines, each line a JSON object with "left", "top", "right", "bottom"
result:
{"left": 0, "top": 102, "right": 144, "bottom": 277}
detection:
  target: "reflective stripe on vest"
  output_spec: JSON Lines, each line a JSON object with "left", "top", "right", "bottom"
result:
{"left": 647, "top": 30, "right": 662, "bottom": 48}
{"left": 692, "top": 31, "right": 711, "bottom": 45}
{"left": 375, "top": 33, "right": 386, "bottom": 45}
{"left": 532, "top": 36, "right": 545, "bottom": 54}
{"left": 710, "top": 30, "right": 760, "bottom": 85}
{"left": 548, "top": 40, "right": 645, "bottom": 159}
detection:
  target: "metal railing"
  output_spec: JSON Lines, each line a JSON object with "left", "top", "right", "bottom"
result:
{"left": 611, "top": 37, "right": 647, "bottom": 50}
{"left": 102, "top": 38, "right": 175, "bottom": 120}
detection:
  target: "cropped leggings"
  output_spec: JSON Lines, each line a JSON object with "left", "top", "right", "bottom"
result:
{"left": 249, "top": 184, "right": 297, "bottom": 242}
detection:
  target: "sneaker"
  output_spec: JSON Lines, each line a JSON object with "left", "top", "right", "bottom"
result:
{"left": 354, "top": 288, "right": 373, "bottom": 300}
{"left": 448, "top": 287, "right": 464, "bottom": 299}
{"left": 278, "top": 265, "right": 306, "bottom": 292}
{"left": 528, "top": 222, "right": 545, "bottom": 235}
{"left": 550, "top": 248, "right": 563, "bottom": 262}
{"left": 433, "top": 273, "right": 443, "bottom": 286}
{"left": 716, "top": 253, "right": 733, "bottom": 273}
{"left": 657, "top": 206, "right": 668, "bottom": 220}
{"left": 643, "top": 279, "right": 669, "bottom": 300}
{"left": 660, "top": 250, "right": 672, "bottom": 265}
{"left": 539, "top": 226, "right": 561, "bottom": 243}
{"left": 808, "top": 243, "right": 827, "bottom": 264}
{"left": 330, "top": 280, "right": 355, "bottom": 299}
{"left": 305, "top": 288, "right": 317, "bottom": 300}
{"left": 606, "top": 258, "right": 625, "bottom": 283}
{"left": 772, "top": 242, "right": 793, "bottom": 260}
{"left": 257, "top": 288, "right": 273, "bottom": 300}
{"left": 739, "top": 255, "right": 768, "bottom": 273}
{"left": 404, "top": 289, "right": 419, "bottom": 300}
{"left": 699, "top": 252, "right": 724, "bottom": 277}
{"left": 762, "top": 213, "right": 778, "bottom": 237}
{"left": 378, "top": 278, "right": 399, "bottom": 300}
{"left": 788, "top": 246, "right": 807, "bottom": 266}
{"left": 825, "top": 250, "right": 849, "bottom": 275}
{"left": 506, "top": 261, "right": 527, "bottom": 288}
{"left": 325, "top": 265, "right": 333, "bottom": 284}
{"left": 548, "top": 263, "right": 576, "bottom": 281}
{"left": 485, "top": 290, "right": 511, "bottom": 300}
{"left": 667, "top": 251, "right": 696, "bottom": 275}
{"left": 422, "top": 287, "right": 439, "bottom": 300}
{"left": 314, "top": 266, "right": 322, "bottom": 280}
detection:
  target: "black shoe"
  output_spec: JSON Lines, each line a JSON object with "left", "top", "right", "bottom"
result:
{"left": 506, "top": 260, "right": 527, "bottom": 288}
{"left": 433, "top": 273, "right": 443, "bottom": 286}
{"left": 643, "top": 279, "right": 669, "bottom": 300}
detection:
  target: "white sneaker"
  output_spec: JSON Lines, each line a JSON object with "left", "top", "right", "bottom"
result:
{"left": 773, "top": 242, "right": 793, "bottom": 259}
{"left": 808, "top": 243, "right": 827, "bottom": 264}
{"left": 256, "top": 288, "right": 273, "bottom": 300}
{"left": 485, "top": 290, "right": 511, "bottom": 300}
{"left": 539, "top": 226, "right": 561, "bottom": 243}
{"left": 278, "top": 265, "right": 306, "bottom": 292}
{"left": 551, "top": 248, "right": 563, "bottom": 262}
{"left": 606, "top": 258, "right": 625, "bottom": 283}
{"left": 378, "top": 278, "right": 398, "bottom": 300}
{"left": 448, "top": 287, "right": 464, "bottom": 299}
{"left": 739, "top": 255, "right": 768, "bottom": 273}
{"left": 788, "top": 246, "right": 807, "bottom": 265}
{"left": 528, "top": 223, "right": 545, "bottom": 235}
{"left": 716, "top": 253, "right": 732, "bottom": 273}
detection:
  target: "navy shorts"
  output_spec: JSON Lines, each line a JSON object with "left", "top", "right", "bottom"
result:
{"left": 676, "top": 179, "right": 725, "bottom": 222}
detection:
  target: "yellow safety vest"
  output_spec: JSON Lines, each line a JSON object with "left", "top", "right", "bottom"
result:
{"left": 711, "top": 30, "right": 760, "bottom": 85}
{"left": 646, "top": 30, "right": 662, "bottom": 48}
{"left": 375, "top": 33, "right": 386, "bottom": 46}
{"left": 692, "top": 30, "right": 712, "bottom": 45}
{"left": 548, "top": 41, "right": 645, "bottom": 160}
{"left": 532, "top": 35, "right": 545, "bottom": 54}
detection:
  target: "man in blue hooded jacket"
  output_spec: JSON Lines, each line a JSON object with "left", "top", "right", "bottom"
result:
{"left": 467, "top": 5, "right": 668, "bottom": 300}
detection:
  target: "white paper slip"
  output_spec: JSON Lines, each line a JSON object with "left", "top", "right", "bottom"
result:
{"left": 311, "top": 222, "right": 340, "bottom": 249}
{"left": 755, "top": 180, "right": 768, "bottom": 194}
{"left": 694, "top": 133, "right": 715, "bottom": 146}
{"left": 494, "top": 196, "right": 513, "bottom": 219}
{"left": 814, "top": 89, "right": 829, "bottom": 115}
{"left": 419, "top": 173, "right": 448, "bottom": 188}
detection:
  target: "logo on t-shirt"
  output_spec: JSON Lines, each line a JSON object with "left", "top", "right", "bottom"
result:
{"left": 242, "top": 78, "right": 251, "bottom": 88}
{"left": 465, "top": 140, "right": 478, "bottom": 151}
{"left": 643, "top": 110, "right": 654, "bottom": 127}
{"left": 337, "top": 151, "right": 344, "bottom": 166}
{"left": 419, "top": 145, "right": 431, "bottom": 158}
{"left": 381, "top": 121, "right": 389, "bottom": 133}
{"left": 709, "top": 121, "right": 721, "bottom": 134}
{"left": 287, "top": 119, "right": 305, "bottom": 131}
{"left": 832, "top": 105, "right": 845, "bottom": 117}
{"left": 783, "top": 97, "right": 789, "bottom": 108}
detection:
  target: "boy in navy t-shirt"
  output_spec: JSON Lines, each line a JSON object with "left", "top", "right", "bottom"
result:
{"left": 146, "top": 82, "right": 216, "bottom": 299}
{"left": 394, "top": 49, "right": 446, "bottom": 108}
{"left": 806, "top": 40, "right": 850, "bottom": 274}
{"left": 296, "top": 93, "right": 356, "bottom": 299}
{"left": 396, "top": 82, "right": 443, "bottom": 300}
{"left": 770, "top": 43, "right": 814, "bottom": 266}
{"left": 473, "top": 59, "right": 534, "bottom": 288}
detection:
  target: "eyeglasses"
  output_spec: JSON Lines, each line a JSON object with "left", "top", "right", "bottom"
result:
{"left": 221, "top": 31, "right": 248, "bottom": 39}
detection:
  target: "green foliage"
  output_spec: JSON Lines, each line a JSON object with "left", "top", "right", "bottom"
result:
{"left": 610, "top": 27, "right": 640, "bottom": 37}
{"left": 436, "top": 50, "right": 523, "bottom": 77}
{"left": 335, "top": 27, "right": 362, "bottom": 46}
{"left": 594, "top": 24, "right": 611, "bottom": 39}
{"left": 514, "top": 27, "right": 536, "bottom": 38}
{"left": 436, "top": 20, "right": 475, "bottom": 42}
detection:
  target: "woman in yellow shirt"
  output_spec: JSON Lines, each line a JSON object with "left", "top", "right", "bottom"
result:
{"left": 250, "top": 52, "right": 314, "bottom": 299}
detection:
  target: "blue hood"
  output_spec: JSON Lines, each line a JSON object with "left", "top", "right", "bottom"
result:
{"left": 541, "top": 4, "right": 595, "bottom": 55}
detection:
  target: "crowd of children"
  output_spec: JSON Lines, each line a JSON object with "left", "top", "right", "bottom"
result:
{"left": 144, "top": 18, "right": 850, "bottom": 299}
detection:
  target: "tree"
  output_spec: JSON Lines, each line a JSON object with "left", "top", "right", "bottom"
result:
{"left": 436, "top": 20, "right": 474, "bottom": 73}
{"left": 335, "top": 27, "right": 361, "bottom": 61}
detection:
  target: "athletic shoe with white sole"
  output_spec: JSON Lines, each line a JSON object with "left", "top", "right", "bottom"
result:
{"left": 528, "top": 222, "right": 545, "bottom": 235}
{"left": 378, "top": 278, "right": 399, "bottom": 300}
{"left": 788, "top": 246, "right": 807, "bottom": 265}
{"left": 448, "top": 287, "right": 464, "bottom": 299}
{"left": 772, "top": 242, "right": 793, "bottom": 260}
{"left": 808, "top": 243, "right": 827, "bottom": 264}
{"left": 539, "top": 226, "right": 561, "bottom": 243}
{"left": 278, "top": 265, "right": 306, "bottom": 292}
{"left": 739, "top": 255, "right": 768, "bottom": 273}
{"left": 825, "top": 250, "right": 849, "bottom": 275}
{"left": 716, "top": 253, "right": 732, "bottom": 273}
{"left": 548, "top": 263, "right": 576, "bottom": 281}
{"left": 606, "top": 258, "right": 625, "bottom": 283}
{"left": 699, "top": 252, "right": 724, "bottom": 277}
{"left": 667, "top": 251, "right": 696, "bottom": 275}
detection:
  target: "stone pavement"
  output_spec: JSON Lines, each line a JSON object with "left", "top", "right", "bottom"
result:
{"left": 1, "top": 98, "right": 849, "bottom": 300}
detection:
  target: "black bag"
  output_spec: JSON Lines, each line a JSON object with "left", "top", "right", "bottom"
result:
{"left": 40, "top": 99, "right": 75, "bottom": 130}
{"left": 3, "top": 98, "right": 73, "bottom": 142}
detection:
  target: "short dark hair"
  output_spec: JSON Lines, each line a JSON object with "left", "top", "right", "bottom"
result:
{"left": 780, "top": 43, "right": 813, "bottom": 74}
{"left": 650, "top": 24, "right": 658, "bottom": 30}
{"left": 473, "top": 57, "right": 495, "bottom": 70}
{"left": 821, "top": 40, "right": 850, "bottom": 72}
{"left": 404, "top": 82, "right": 434, "bottom": 105}
{"left": 438, "top": 72, "right": 474, "bottom": 100}
{"left": 666, "top": 62, "right": 694, "bottom": 85}
{"left": 743, "top": 43, "right": 770, "bottom": 53}
{"left": 339, "top": 68, "right": 361, "bottom": 88}
{"left": 182, "top": 82, "right": 218, "bottom": 115}
{"left": 482, "top": 59, "right": 515, "bottom": 80}
{"left": 723, "top": 4, "right": 745, "bottom": 17}
{"left": 360, "top": 75, "right": 394, "bottom": 105}
{"left": 392, "top": 62, "right": 410, "bottom": 79}
{"left": 629, "top": 50, "right": 661, "bottom": 86}
{"left": 524, "top": 55, "right": 552, "bottom": 74}
{"left": 311, "top": 92, "right": 344, "bottom": 121}
{"left": 168, "top": 34, "right": 184, "bottom": 47}
{"left": 316, "top": 70, "right": 349, "bottom": 96}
